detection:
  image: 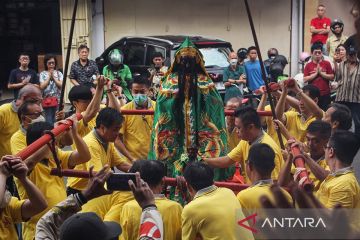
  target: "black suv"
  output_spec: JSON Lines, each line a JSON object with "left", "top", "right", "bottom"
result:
{"left": 95, "top": 35, "right": 233, "bottom": 94}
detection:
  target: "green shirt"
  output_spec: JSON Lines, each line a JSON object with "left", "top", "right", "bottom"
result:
{"left": 102, "top": 64, "right": 133, "bottom": 100}
{"left": 222, "top": 65, "right": 246, "bottom": 103}
{"left": 222, "top": 65, "right": 246, "bottom": 82}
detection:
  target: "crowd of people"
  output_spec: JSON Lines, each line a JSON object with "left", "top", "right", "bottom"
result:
{"left": 0, "top": 2, "right": 360, "bottom": 240}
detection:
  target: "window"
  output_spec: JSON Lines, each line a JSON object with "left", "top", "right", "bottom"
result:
{"left": 145, "top": 45, "right": 166, "bottom": 66}
{"left": 199, "top": 48, "right": 230, "bottom": 68}
{"left": 123, "top": 42, "right": 146, "bottom": 66}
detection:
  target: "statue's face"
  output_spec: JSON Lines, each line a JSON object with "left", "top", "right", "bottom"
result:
{"left": 179, "top": 56, "right": 196, "bottom": 73}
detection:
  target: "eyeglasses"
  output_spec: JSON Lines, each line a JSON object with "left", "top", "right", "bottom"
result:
{"left": 25, "top": 112, "right": 44, "bottom": 118}
{"left": 47, "top": 61, "right": 55, "bottom": 65}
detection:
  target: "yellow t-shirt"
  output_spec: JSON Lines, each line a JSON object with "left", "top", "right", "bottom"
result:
{"left": 310, "top": 159, "right": 329, "bottom": 190}
{"left": 120, "top": 195, "right": 182, "bottom": 240}
{"left": 10, "top": 128, "right": 72, "bottom": 240}
{"left": 264, "top": 105, "right": 288, "bottom": 147}
{"left": 316, "top": 169, "right": 360, "bottom": 208}
{"left": 182, "top": 187, "right": 254, "bottom": 240}
{"left": 284, "top": 111, "right": 320, "bottom": 142}
{"left": 119, "top": 101, "right": 156, "bottom": 161}
{"left": 226, "top": 128, "right": 241, "bottom": 152}
{"left": 237, "top": 182, "right": 293, "bottom": 216}
{"left": 227, "top": 132, "right": 284, "bottom": 183}
{"left": 0, "top": 197, "right": 25, "bottom": 240}
{"left": 81, "top": 191, "right": 134, "bottom": 225}
{"left": 10, "top": 129, "right": 27, "bottom": 156}
{"left": 67, "top": 131, "right": 127, "bottom": 190}
{"left": 0, "top": 102, "right": 20, "bottom": 158}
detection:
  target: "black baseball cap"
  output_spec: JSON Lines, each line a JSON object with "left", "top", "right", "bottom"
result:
{"left": 68, "top": 85, "right": 93, "bottom": 103}
{"left": 60, "top": 212, "right": 122, "bottom": 240}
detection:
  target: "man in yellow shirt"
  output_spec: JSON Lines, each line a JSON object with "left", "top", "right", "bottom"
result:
{"left": 68, "top": 75, "right": 119, "bottom": 141}
{"left": 257, "top": 85, "right": 300, "bottom": 147}
{"left": 278, "top": 120, "right": 331, "bottom": 191}
{"left": 115, "top": 75, "right": 156, "bottom": 162}
{"left": 276, "top": 83, "right": 324, "bottom": 142}
{"left": 225, "top": 97, "right": 242, "bottom": 152}
{"left": 0, "top": 85, "right": 42, "bottom": 159}
{"left": 0, "top": 85, "right": 42, "bottom": 195}
{"left": 120, "top": 160, "right": 182, "bottom": 240}
{"left": 322, "top": 103, "right": 352, "bottom": 132}
{"left": 182, "top": 162, "right": 254, "bottom": 240}
{"left": 67, "top": 108, "right": 132, "bottom": 224}
{"left": 0, "top": 155, "right": 47, "bottom": 240}
{"left": 204, "top": 106, "right": 283, "bottom": 183}
{"left": 67, "top": 107, "right": 131, "bottom": 193}
{"left": 316, "top": 130, "right": 360, "bottom": 208}
{"left": 11, "top": 117, "right": 91, "bottom": 240}
{"left": 237, "top": 143, "right": 293, "bottom": 216}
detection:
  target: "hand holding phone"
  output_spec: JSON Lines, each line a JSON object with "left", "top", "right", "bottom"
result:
{"left": 106, "top": 173, "right": 137, "bottom": 191}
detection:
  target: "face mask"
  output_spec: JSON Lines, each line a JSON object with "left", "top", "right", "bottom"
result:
{"left": 134, "top": 94, "right": 148, "bottom": 107}
{"left": 30, "top": 115, "right": 46, "bottom": 124}
{"left": 230, "top": 59, "right": 238, "bottom": 66}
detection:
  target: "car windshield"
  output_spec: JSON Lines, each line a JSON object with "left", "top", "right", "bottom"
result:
{"left": 199, "top": 48, "right": 230, "bottom": 68}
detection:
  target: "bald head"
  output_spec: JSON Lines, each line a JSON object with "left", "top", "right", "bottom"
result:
{"left": 229, "top": 52, "right": 237, "bottom": 59}
{"left": 16, "top": 85, "right": 42, "bottom": 106}
{"left": 225, "top": 97, "right": 242, "bottom": 110}
{"left": 18, "top": 85, "right": 41, "bottom": 99}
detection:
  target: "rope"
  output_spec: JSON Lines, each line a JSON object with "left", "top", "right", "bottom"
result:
{"left": 44, "top": 130, "right": 62, "bottom": 177}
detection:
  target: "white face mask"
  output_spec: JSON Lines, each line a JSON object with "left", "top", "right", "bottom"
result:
{"left": 31, "top": 115, "right": 46, "bottom": 124}
{"left": 230, "top": 59, "right": 238, "bottom": 66}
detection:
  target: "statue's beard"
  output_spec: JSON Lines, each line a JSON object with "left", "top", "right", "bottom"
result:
{"left": 172, "top": 56, "right": 207, "bottom": 159}
{"left": 173, "top": 57, "right": 198, "bottom": 140}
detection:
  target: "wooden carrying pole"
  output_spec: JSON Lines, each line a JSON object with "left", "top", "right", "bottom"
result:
{"left": 49, "top": 169, "right": 249, "bottom": 193}
{"left": 243, "top": 0, "right": 285, "bottom": 149}
{"left": 59, "top": 0, "right": 79, "bottom": 110}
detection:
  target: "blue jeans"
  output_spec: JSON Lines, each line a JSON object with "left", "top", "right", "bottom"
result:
{"left": 44, "top": 107, "right": 57, "bottom": 126}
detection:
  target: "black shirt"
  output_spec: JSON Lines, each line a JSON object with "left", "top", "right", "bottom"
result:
{"left": 8, "top": 68, "right": 39, "bottom": 99}
{"left": 69, "top": 59, "right": 99, "bottom": 86}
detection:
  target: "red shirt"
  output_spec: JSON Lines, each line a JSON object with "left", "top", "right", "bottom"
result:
{"left": 304, "top": 60, "right": 333, "bottom": 96}
{"left": 310, "top": 17, "right": 331, "bottom": 44}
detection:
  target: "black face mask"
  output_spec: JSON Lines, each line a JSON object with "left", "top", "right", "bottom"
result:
{"left": 111, "top": 64, "right": 124, "bottom": 71}
{"left": 179, "top": 56, "right": 196, "bottom": 74}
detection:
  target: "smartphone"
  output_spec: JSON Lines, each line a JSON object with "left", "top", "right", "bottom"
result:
{"left": 106, "top": 173, "right": 136, "bottom": 191}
